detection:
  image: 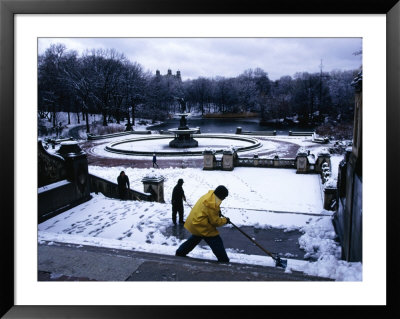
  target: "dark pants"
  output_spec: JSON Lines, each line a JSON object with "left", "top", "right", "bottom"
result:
{"left": 172, "top": 205, "right": 184, "bottom": 224}
{"left": 118, "top": 188, "right": 127, "bottom": 200}
{"left": 153, "top": 162, "right": 159, "bottom": 167}
{"left": 176, "top": 234, "right": 229, "bottom": 262}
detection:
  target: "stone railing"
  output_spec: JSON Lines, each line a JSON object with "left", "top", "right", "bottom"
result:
{"left": 38, "top": 140, "right": 91, "bottom": 222}
{"left": 38, "top": 139, "right": 165, "bottom": 223}
{"left": 89, "top": 173, "right": 153, "bottom": 202}
{"left": 237, "top": 156, "right": 295, "bottom": 168}
{"left": 203, "top": 147, "right": 336, "bottom": 210}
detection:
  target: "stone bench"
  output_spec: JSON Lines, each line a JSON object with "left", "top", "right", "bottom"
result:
{"left": 87, "top": 131, "right": 151, "bottom": 140}
{"left": 289, "top": 131, "right": 314, "bottom": 136}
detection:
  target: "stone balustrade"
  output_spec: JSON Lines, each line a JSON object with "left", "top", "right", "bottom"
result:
{"left": 203, "top": 146, "right": 336, "bottom": 210}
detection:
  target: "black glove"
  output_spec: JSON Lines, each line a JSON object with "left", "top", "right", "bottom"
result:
{"left": 225, "top": 217, "right": 230, "bottom": 224}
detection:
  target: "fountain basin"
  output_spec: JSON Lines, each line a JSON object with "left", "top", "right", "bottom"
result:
{"left": 168, "top": 128, "right": 199, "bottom": 148}
{"left": 105, "top": 134, "right": 262, "bottom": 156}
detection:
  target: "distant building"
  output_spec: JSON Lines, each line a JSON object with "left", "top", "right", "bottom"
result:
{"left": 155, "top": 69, "right": 182, "bottom": 81}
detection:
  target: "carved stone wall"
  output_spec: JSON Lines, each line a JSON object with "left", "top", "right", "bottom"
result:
{"left": 38, "top": 141, "right": 67, "bottom": 187}
{"left": 333, "top": 71, "right": 363, "bottom": 262}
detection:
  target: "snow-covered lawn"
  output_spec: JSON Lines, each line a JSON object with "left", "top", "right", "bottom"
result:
{"left": 89, "top": 166, "right": 324, "bottom": 214}
{"left": 38, "top": 166, "right": 362, "bottom": 281}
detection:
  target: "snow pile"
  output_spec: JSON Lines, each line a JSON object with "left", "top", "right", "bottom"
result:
{"left": 301, "top": 255, "right": 362, "bottom": 281}
{"left": 298, "top": 216, "right": 341, "bottom": 260}
{"left": 295, "top": 216, "right": 362, "bottom": 281}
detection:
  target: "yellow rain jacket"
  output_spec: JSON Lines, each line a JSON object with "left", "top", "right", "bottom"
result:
{"left": 184, "top": 190, "right": 228, "bottom": 237}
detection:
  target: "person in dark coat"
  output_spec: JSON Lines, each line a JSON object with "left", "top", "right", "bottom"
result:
{"left": 171, "top": 178, "right": 186, "bottom": 225}
{"left": 152, "top": 153, "right": 159, "bottom": 168}
{"left": 117, "top": 171, "right": 130, "bottom": 200}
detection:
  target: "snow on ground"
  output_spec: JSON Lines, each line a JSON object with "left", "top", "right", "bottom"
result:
{"left": 38, "top": 166, "right": 361, "bottom": 281}
{"left": 89, "top": 166, "right": 324, "bottom": 214}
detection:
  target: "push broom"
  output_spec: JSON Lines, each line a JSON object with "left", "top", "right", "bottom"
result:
{"left": 185, "top": 201, "right": 287, "bottom": 269}
{"left": 220, "top": 212, "right": 287, "bottom": 269}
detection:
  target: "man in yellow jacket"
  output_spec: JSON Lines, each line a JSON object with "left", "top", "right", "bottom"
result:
{"left": 175, "top": 185, "right": 230, "bottom": 262}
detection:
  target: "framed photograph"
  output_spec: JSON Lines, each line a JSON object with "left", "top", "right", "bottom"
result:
{"left": 1, "top": 0, "right": 399, "bottom": 317}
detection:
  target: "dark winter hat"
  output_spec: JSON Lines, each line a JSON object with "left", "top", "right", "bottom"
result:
{"left": 178, "top": 179, "right": 184, "bottom": 185}
{"left": 214, "top": 185, "right": 228, "bottom": 200}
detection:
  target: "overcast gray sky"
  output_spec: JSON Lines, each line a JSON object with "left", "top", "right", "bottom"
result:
{"left": 38, "top": 38, "right": 362, "bottom": 81}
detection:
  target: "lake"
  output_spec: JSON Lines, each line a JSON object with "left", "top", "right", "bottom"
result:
{"left": 147, "top": 117, "right": 315, "bottom": 135}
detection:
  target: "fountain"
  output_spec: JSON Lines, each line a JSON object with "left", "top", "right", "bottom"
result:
{"left": 104, "top": 97, "right": 263, "bottom": 157}
{"left": 168, "top": 97, "right": 199, "bottom": 148}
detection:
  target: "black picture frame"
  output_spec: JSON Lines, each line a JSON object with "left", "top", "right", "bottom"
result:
{"left": 1, "top": 0, "right": 399, "bottom": 318}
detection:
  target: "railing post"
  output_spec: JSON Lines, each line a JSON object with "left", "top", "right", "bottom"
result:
{"left": 316, "top": 149, "right": 331, "bottom": 173}
{"left": 253, "top": 154, "right": 259, "bottom": 166}
{"left": 203, "top": 149, "right": 216, "bottom": 170}
{"left": 296, "top": 148, "right": 309, "bottom": 174}
{"left": 141, "top": 174, "right": 165, "bottom": 203}
{"left": 57, "top": 141, "right": 91, "bottom": 199}
{"left": 222, "top": 149, "right": 234, "bottom": 171}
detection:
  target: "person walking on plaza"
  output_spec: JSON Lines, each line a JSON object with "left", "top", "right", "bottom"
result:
{"left": 171, "top": 178, "right": 186, "bottom": 225}
{"left": 117, "top": 171, "right": 130, "bottom": 200}
{"left": 175, "top": 185, "right": 230, "bottom": 262}
{"left": 152, "top": 153, "right": 159, "bottom": 168}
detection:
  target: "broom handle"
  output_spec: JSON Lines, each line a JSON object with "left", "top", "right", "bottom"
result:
{"left": 220, "top": 213, "right": 276, "bottom": 260}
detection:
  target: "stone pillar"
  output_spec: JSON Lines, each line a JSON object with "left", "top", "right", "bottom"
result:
{"left": 324, "top": 187, "right": 337, "bottom": 210}
{"left": 296, "top": 148, "right": 309, "bottom": 174}
{"left": 203, "top": 149, "right": 216, "bottom": 170}
{"left": 141, "top": 175, "right": 165, "bottom": 203}
{"left": 273, "top": 155, "right": 280, "bottom": 167}
{"left": 316, "top": 149, "right": 331, "bottom": 173}
{"left": 57, "top": 141, "right": 90, "bottom": 198}
{"left": 253, "top": 154, "right": 259, "bottom": 166}
{"left": 321, "top": 163, "right": 331, "bottom": 183}
{"left": 222, "top": 149, "right": 234, "bottom": 171}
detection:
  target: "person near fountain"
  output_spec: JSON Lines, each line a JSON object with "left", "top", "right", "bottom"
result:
{"left": 152, "top": 153, "right": 159, "bottom": 168}
{"left": 175, "top": 185, "right": 230, "bottom": 262}
{"left": 171, "top": 178, "right": 186, "bottom": 225}
{"left": 117, "top": 171, "right": 130, "bottom": 200}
